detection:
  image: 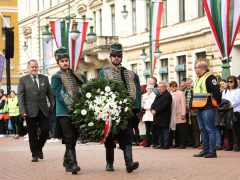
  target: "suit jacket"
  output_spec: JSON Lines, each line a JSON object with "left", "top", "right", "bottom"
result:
{"left": 18, "top": 74, "right": 54, "bottom": 118}
{"left": 151, "top": 90, "right": 172, "bottom": 128}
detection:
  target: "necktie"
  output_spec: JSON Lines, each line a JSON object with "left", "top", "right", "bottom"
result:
{"left": 33, "top": 76, "right": 38, "bottom": 88}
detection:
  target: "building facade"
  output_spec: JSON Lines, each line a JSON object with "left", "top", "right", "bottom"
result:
{"left": 18, "top": 0, "right": 240, "bottom": 85}
{"left": 0, "top": 0, "right": 19, "bottom": 92}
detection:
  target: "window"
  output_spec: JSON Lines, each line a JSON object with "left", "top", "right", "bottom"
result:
{"left": 145, "top": 1, "right": 149, "bottom": 31}
{"left": 131, "top": 63, "right": 138, "bottom": 74}
{"left": 196, "top": 51, "right": 206, "bottom": 59}
{"left": 160, "top": 58, "right": 168, "bottom": 82}
{"left": 161, "top": 58, "right": 168, "bottom": 67}
{"left": 162, "top": 1, "right": 167, "bottom": 27}
{"left": 111, "top": 5, "right": 115, "bottom": 36}
{"left": 132, "top": 0, "right": 136, "bottom": 35}
{"left": 177, "top": 55, "right": 186, "bottom": 84}
{"left": 99, "top": 9, "right": 102, "bottom": 36}
{"left": 145, "top": 61, "right": 150, "bottom": 71}
{"left": 179, "top": 0, "right": 185, "bottom": 22}
{"left": 93, "top": 11, "right": 97, "bottom": 33}
{"left": 1, "top": 16, "right": 11, "bottom": 39}
{"left": 198, "top": 0, "right": 205, "bottom": 17}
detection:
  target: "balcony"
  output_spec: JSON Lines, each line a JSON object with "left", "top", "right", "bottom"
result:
{"left": 83, "top": 36, "right": 118, "bottom": 56}
{"left": 175, "top": 64, "right": 186, "bottom": 72}
{"left": 159, "top": 67, "right": 168, "bottom": 74}
{"left": 143, "top": 70, "right": 151, "bottom": 76}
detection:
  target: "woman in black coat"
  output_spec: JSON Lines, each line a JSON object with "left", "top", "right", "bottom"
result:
{"left": 151, "top": 82, "right": 172, "bottom": 149}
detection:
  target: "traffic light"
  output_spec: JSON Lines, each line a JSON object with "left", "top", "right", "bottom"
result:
{"left": 5, "top": 27, "right": 14, "bottom": 58}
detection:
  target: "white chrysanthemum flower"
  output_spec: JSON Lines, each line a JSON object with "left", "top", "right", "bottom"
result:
{"left": 111, "top": 94, "right": 116, "bottom": 99}
{"left": 88, "top": 122, "right": 94, "bottom": 127}
{"left": 123, "top": 99, "right": 128, "bottom": 103}
{"left": 124, "top": 107, "right": 128, "bottom": 112}
{"left": 86, "top": 93, "right": 91, "bottom": 99}
{"left": 100, "top": 91, "right": 104, "bottom": 95}
{"left": 119, "top": 101, "right": 122, "bottom": 105}
{"left": 81, "top": 109, "right": 87, "bottom": 116}
{"left": 105, "top": 86, "right": 111, "bottom": 92}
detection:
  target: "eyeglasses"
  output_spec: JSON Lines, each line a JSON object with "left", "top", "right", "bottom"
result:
{"left": 194, "top": 66, "right": 200, "bottom": 69}
{"left": 111, "top": 54, "right": 122, "bottom": 58}
{"left": 228, "top": 80, "right": 233, "bottom": 83}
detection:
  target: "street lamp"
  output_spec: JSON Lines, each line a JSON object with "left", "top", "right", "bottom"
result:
{"left": 42, "top": 4, "right": 97, "bottom": 72}
{"left": 87, "top": 26, "right": 97, "bottom": 43}
{"left": 22, "top": 41, "right": 28, "bottom": 51}
{"left": 69, "top": 22, "right": 81, "bottom": 40}
{"left": 121, "top": 5, "right": 128, "bottom": 19}
{"left": 123, "top": 0, "right": 165, "bottom": 76}
{"left": 42, "top": 24, "right": 53, "bottom": 43}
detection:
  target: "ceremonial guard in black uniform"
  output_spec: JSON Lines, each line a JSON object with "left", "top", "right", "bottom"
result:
{"left": 51, "top": 47, "right": 86, "bottom": 174}
{"left": 99, "top": 43, "right": 141, "bottom": 173}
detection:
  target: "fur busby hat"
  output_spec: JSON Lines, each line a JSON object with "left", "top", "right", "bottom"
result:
{"left": 110, "top": 43, "right": 123, "bottom": 55}
{"left": 54, "top": 47, "right": 69, "bottom": 61}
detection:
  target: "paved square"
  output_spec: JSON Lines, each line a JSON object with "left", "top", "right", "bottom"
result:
{"left": 0, "top": 137, "right": 239, "bottom": 180}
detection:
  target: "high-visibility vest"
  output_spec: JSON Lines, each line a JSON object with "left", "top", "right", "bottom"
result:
{"left": 8, "top": 97, "right": 20, "bottom": 116}
{"left": 192, "top": 72, "right": 218, "bottom": 108}
{"left": 0, "top": 96, "right": 9, "bottom": 120}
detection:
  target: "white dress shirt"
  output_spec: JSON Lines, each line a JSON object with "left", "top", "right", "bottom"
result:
{"left": 30, "top": 74, "right": 39, "bottom": 87}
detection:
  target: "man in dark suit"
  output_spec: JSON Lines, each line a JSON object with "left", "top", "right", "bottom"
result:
{"left": 151, "top": 81, "right": 172, "bottom": 149}
{"left": 18, "top": 59, "right": 54, "bottom": 162}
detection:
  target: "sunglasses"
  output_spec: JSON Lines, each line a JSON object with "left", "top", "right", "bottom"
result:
{"left": 111, "top": 54, "right": 122, "bottom": 58}
{"left": 228, "top": 80, "right": 233, "bottom": 83}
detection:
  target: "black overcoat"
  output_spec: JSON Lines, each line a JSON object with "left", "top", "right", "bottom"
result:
{"left": 151, "top": 90, "right": 172, "bottom": 128}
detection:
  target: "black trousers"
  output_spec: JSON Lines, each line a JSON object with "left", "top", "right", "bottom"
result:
{"left": 152, "top": 126, "right": 169, "bottom": 147}
{"left": 57, "top": 116, "right": 79, "bottom": 148}
{"left": 175, "top": 123, "right": 187, "bottom": 147}
{"left": 145, "top": 121, "right": 153, "bottom": 141}
{"left": 104, "top": 119, "right": 133, "bottom": 150}
{"left": 26, "top": 110, "right": 50, "bottom": 157}
{"left": 10, "top": 115, "right": 20, "bottom": 135}
{"left": 234, "top": 112, "right": 240, "bottom": 146}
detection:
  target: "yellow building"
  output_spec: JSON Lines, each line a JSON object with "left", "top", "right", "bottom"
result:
{"left": 0, "top": 0, "right": 19, "bottom": 93}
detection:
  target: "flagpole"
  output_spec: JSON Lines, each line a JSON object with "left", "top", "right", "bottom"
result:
{"left": 149, "top": 0, "right": 153, "bottom": 77}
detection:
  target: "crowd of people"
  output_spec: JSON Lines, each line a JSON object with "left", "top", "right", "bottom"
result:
{"left": 0, "top": 89, "right": 25, "bottom": 139}
{"left": 1, "top": 43, "right": 240, "bottom": 175}
{"left": 134, "top": 65, "right": 240, "bottom": 157}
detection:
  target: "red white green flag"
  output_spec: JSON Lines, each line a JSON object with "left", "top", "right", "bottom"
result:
{"left": 49, "top": 20, "right": 89, "bottom": 72}
{"left": 151, "top": 1, "right": 164, "bottom": 74}
{"left": 202, "top": 0, "right": 240, "bottom": 60}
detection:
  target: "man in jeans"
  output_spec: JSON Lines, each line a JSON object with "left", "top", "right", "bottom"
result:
{"left": 192, "top": 61, "right": 221, "bottom": 158}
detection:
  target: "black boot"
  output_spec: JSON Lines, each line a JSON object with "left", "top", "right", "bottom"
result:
{"left": 66, "top": 147, "right": 81, "bottom": 174}
{"left": 123, "top": 145, "right": 139, "bottom": 173}
{"left": 106, "top": 148, "right": 114, "bottom": 171}
{"left": 63, "top": 150, "right": 72, "bottom": 172}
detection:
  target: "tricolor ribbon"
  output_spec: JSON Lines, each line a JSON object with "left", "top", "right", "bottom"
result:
{"left": 101, "top": 115, "right": 112, "bottom": 144}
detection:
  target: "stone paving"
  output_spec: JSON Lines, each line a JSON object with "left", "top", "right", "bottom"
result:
{"left": 0, "top": 136, "right": 240, "bottom": 180}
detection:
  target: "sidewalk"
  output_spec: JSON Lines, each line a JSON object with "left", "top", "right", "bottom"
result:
{"left": 0, "top": 136, "right": 240, "bottom": 180}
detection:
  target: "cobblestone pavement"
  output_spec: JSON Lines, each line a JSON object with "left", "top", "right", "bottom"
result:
{"left": 0, "top": 136, "right": 240, "bottom": 180}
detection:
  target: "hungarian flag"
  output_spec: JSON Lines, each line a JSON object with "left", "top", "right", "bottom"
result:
{"left": 202, "top": 0, "right": 240, "bottom": 60}
{"left": 49, "top": 20, "right": 89, "bottom": 72}
{"left": 151, "top": 1, "right": 164, "bottom": 74}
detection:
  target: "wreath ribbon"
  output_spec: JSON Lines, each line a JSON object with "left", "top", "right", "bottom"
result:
{"left": 101, "top": 115, "right": 112, "bottom": 144}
